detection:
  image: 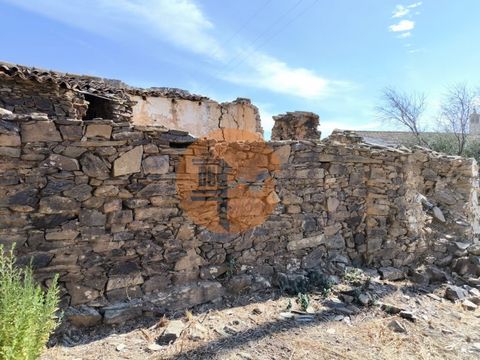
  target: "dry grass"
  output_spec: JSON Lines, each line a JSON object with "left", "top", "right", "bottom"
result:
{"left": 42, "top": 281, "right": 480, "bottom": 360}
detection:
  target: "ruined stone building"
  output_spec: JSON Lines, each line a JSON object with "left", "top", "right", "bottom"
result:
{"left": 0, "top": 62, "right": 479, "bottom": 325}
{"left": 0, "top": 62, "right": 263, "bottom": 138}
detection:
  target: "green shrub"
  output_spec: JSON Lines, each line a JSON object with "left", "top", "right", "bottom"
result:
{"left": 296, "top": 292, "right": 310, "bottom": 311}
{"left": 426, "top": 133, "right": 459, "bottom": 155}
{"left": 0, "top": 245, "right": 60, "bottom": 360}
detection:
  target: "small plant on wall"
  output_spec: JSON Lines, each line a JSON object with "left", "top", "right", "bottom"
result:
{"left": 0, "top": 245, "right": 60, "bottom": 360}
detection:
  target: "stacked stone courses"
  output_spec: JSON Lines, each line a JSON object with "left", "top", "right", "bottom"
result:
{"left": 0, "top": 62, "right": 479, "bottom": 325}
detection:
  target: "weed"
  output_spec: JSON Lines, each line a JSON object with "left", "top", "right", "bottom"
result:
{"left": 0, "top": 245, "right": 60, "bottom": 360}
{"left": 297, "top": 293, "right": 310, "bottom": 311}
{"left": 343, "top": 268, "right": 365, "bottom": 285}
{"left": 225, "top": 256, "right": 238, "bottom": 279}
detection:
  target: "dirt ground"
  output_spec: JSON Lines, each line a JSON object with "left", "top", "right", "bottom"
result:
{"left": 42, "top": 274, "right": 480, "bottom": 360}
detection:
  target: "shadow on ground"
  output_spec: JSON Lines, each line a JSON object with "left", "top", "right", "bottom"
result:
{"left": 49, "top": 268, "right": 453, "bottom": 359}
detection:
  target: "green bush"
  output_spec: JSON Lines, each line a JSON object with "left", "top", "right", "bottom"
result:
{"left": 426, "top": 133, "right": 459, "bottom": 155}
{"left": 0, "top": 245, "right": 60, "bottom": 360}
{"left": 463, "top": 140, "right": 480, "bottom": 162}
{"left": 424, "top": 134, "right": 480, "bottom": 163}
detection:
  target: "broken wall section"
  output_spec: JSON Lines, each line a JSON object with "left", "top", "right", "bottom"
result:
{"left": 131, "top": 96, "right": 263, "bottom": 138}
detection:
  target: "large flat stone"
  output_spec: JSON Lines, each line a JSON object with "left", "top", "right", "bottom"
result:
{"left": 142, "top": 155, "right": 169, "bottom": 175}
{"left": 80, "top": 153, "right": 110, "bottom": 179}
{"left": 0, "top": 147, "right": 21, "bottom": 157}
{"left": 65, "top": 306, "right": 102, "bottom": 327}
{"left": 271, "top": 145, "right": 291, "bottom": 166}
{"left": 107, "top": 262, "right": 144, "bottom": 291}
{"left": 114, "top": 146, "right": 143, "bottom": 176}
{"left": 174, "top": 249, "right": 205, "bottom": 271}
{"left": 379, "top": 267, "right": 405, "bottom": 281}
{"left": 103, "top": 304, "right": 142, "bottom": 325}
{"left": 59, "top": 125, "right": 83, "bottom": 141}
{"left": 45, "top": 229, "right": 79, "bottom": 241}
{"left": 287, "top": 234, "right": 325, "bottom": 251}
{"left": 21, "top": 121, "right": 62, "bottom": 142}
{"left": 0, "top": 134, "right": 20, "bottom": 146}
{"left": 39, "top": 196, "right": 79, "bottom": 214}
{"left": 63, "top": 184, "right": 93, "bottom": 201}
{"left": 66, "top": 284, "right": 100, "bottom": 305}
{"left": 146, "top": 281, "right": 224, "bottom": 310}
{"left": 8, "top": 189, "right": 38, "bottom": 208}
{"left": 85, "top": 124, "right": 112, "bottom": 139}
{"left": 45, "top": 154, "right": 80, "bottom": 171}
{"left": 134, "top": 207, "right": 178, "bottom": 220}
{"left": 79, "top": 209, "right": 106, "bottom": 226}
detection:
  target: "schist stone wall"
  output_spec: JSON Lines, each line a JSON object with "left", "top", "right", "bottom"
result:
{"left": 271, "top": 111, "right": 321, "bottom": 141}
{"left": 0, "top": 108, "right": 479, "bottom": 325}
{"left": 0, "top": 62, "right": 263, "bottom": 138}
{"left": 0, "top": 75, "right": 87, "bottom": 120}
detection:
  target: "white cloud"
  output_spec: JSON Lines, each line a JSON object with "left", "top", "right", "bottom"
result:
{"left": 222, "top": 51, "right": 346, "bottom": 99}
{"left": 389, "top": 19, "right": 415, "bottom": 32}
{"left": 7, "top": 0, "right": 348, "bottom": 99}
{"left": 392, "top": 2, "right": 423, "bottom": 18}
{"left": 257, "top": 106, "right": 275, "bottom": 140}
{"left": 6, "top": 0, "right": 225, "bottom": 59}
{"left": 408, "top": 2, "right": 423, "bottom": 9}
{"left": 392, "top": 5, "right": 409, "bottom": 18}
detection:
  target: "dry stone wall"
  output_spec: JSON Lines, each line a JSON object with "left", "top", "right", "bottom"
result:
{"left": 0, "top": 77, "right": 87, "bottom": 119}
{"left": 271, "top": 111, "right": 321, "bottom": 141}
{"left": 0, "top": 62, "right": 262, "bottom": 137}
{"left": 0, "top": 108, "right": 479, "bottom": 325}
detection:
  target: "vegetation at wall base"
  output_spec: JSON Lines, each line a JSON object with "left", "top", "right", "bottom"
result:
{"left": 0, "top": 245, "right": 60, "bottom": 360}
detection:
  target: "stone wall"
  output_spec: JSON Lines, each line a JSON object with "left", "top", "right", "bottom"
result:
{"left": 0, "top": 108, "right": 478, "bottom": 324}
{"left": 271, "top": 111, "right": 320, "bottom": 141}
{"left": 0, "top": 65, "right": 262, "bottom": 138}
{"left": 0, "top": 77, "right": 87, "bottom": 119}
{"left": 131, "top": 96, "right": 263, "bottom": 138}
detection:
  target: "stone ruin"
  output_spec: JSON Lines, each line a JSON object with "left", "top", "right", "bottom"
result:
{"left": 271, "top": 111, "right": 321, "bottom": 141}
{"left": 0, "top": 62, "right": 479, "bottom": 326}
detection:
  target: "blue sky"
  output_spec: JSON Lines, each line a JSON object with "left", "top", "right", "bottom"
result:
{"left": 1, "top": 0, "right": 480, "bottom": 138}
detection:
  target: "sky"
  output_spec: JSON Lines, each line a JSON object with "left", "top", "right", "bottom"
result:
{"left": 1, "top": 0, "right": 480, "bottom": 138}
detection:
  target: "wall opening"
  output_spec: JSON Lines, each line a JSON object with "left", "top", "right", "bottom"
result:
{"left": 83, "top": 93, "right": 114, "bottom": 120}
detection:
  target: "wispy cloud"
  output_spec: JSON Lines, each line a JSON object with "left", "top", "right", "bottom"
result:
{"left": 409, "top": 2, "right": 423, "bottom": 9}
{"left": 222, "top": 51, "right": 335, "bottom": 99}
{"left": 389, "top": 2, "right": 422, "bottom": 43}
{"left": 392, "top": 2, "right": 422, "bottom": 18}
{"left": 6, "top": 0, "right": 225, "bottom": 59}
{"left": 6, "top": 0, "right": 348, "bottom": 100}
{"left": 389, "top": 19, "right": 415, "bottom": 32}
{"left": 392, "top": 5, "right": 409, "bottom": 18}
